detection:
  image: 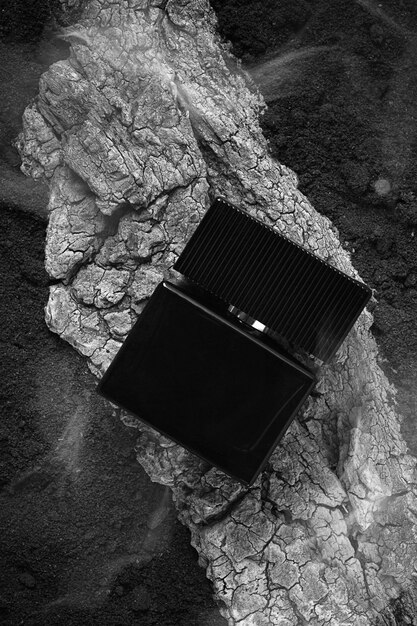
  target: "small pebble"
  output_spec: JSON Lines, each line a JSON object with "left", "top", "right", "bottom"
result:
{"left": 19, "top": 572, "right": 36, "bottom": 589}
{"left": 405, "top": 273, "right": 416, "bottom": 287}
{"left": 374, "top": 177, "right": 391, "bottom": 196}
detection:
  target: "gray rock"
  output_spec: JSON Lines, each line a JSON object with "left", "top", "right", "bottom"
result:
{"left": 18, "top": 0, "right": 417, "bottom": 623}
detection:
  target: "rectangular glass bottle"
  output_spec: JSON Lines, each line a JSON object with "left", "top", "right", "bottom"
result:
{"left": 98, "top": 280, "right": 316, "bottom": 485}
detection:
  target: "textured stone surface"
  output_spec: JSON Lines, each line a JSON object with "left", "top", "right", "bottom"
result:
{"left": 18, "top": 0, "right": 417, "bottom": 623}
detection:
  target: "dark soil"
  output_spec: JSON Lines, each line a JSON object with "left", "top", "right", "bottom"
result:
{"left": 0, "top": 205, "right": 225, "bottom": 626}
{"left": 2, "top": 0, "right": 417, "bottom": 625}
{"left": 213, "top": 0, "right": 417, "bottom": 452}
{"left": 0, "top": 4, "right": 226, "bottom": 626}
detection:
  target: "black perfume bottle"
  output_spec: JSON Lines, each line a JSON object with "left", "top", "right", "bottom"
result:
{"left": 98, "top": 198, "right": 371, "bottom": 485}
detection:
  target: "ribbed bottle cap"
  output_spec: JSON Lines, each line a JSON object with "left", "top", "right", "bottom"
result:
{"left": 174, "top": 198, "right": 371, "bottom": 362}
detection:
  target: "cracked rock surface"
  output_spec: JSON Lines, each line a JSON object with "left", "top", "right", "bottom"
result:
{"left": 18, "top": 0, "right": 417, "bottom": 623}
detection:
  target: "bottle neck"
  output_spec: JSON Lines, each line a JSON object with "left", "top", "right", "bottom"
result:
{"left": 227, "top": 305, "right": 267, "bottom": 333}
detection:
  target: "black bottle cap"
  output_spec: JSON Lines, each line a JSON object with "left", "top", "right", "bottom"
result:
{"left": 174, "top": 198, "right": 372, "bottom": 362}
